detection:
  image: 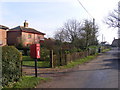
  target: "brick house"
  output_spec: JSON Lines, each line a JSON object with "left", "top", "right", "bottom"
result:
{"left": 0, "top": 25, "right": 9, "bottom": 46}
{"left": 7, "top": 21, "right": 45, "bottom": 47}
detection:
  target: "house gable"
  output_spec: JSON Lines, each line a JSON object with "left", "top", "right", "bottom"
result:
{"left": 7, "top": 21, "right": 45, "bottom": 46}
{"left": 0, "top": 25, "right": 9, "bottom": 46}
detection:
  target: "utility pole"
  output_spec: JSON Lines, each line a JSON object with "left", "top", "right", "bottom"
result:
{"left": 93, "top": 18, "right": 95, "bottom": 45}
{"left": 93, "top": 18, "right": 95, "bottom": 27}
{"left": 118, "top": 1, "right": 120, "bottom": 39}
{"left": 102, "top": 34, "right": 104, "bottom": 43}
{"left": 101, "top": 34, "right": 104, "bottom": 51}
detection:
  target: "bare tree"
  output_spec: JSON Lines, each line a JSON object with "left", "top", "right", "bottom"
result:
{"left": 54, "top": 30, "right": 66, "bottom": 42}
{"left": 54, "top": 19, "right": 83, "bottom": 43}
{"left": 105, "top": 1, "right": 120, "bottom": 28}
{"left": 54, "top": 19, "right": 98, "bottom": 50}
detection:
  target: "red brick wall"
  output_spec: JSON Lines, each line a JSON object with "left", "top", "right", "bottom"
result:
{"left": 0, "top": 29, "right": 7, "bottom": 46}
{"left": 7, "top": 31, "right": 44, "bottom": 47}
{"left": 7, "top": 31, "right": 21, "bottom": 46}
{"left": 22, "top": 32, "right": 44, "bottom": 46}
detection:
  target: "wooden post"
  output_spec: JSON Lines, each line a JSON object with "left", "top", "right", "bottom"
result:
{"left": 21, "top": 61, "right": 23, "bottom": 77}
{"left": 65, "top": 53, "right": 67, "bottom": 65}
{"left": 59, "top": 49, "right": 62, "bottom": 66}
{"left": 50, "top": 50, "right": 54, "bottom": 68}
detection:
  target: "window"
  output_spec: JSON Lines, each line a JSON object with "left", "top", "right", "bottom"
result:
{"left": 38, "top": 36, "right": 40, "bottom": 39}
{"left": 0, "top": 41, "right": 2, "bottom": 45}
{"left": 27, "top": 44, "right": 31, "bottom": 47}
{"left": 28, "top": 34, "right": 31, "bottom": 39}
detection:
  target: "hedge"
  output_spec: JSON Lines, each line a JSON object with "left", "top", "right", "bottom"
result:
{"left": 2, "top": 46, "right": 22, "bottom": 87}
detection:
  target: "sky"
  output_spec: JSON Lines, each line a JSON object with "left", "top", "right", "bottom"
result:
{"left": 0, "top": 0, "right": 119, "bottom": 44}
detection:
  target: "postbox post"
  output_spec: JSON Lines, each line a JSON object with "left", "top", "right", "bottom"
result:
{"left": 35, "top": 59, "right": 38, "bottom": 77}
{"left": 30, "top": 44, "right": 40, "bottom": 77}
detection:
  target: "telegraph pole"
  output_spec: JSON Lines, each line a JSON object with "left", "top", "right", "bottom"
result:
{"left": 93, "top": 18, "right": 95, "bottom": 27}
{"left": 101, "top": 34, "right": 104, "bottom": 51}
{"left": 118, "top": 1, "right": 120, "bottom": 39}
{"left": 93, "top": 18, "right": 95, "bottom": 45}
{"left": 102, "top": 34, "right": 104, "bottom": 43}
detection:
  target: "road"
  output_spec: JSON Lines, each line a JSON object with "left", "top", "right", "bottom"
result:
{"left": 37, "top": 48, "right": 120, "bottom": 88}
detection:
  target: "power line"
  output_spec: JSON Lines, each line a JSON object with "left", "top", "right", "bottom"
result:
{"left": 77, "top": 0, "right": 94, "bottom": 19}
{"left": 77, "top": 0, "right": 95, "bottom": 31}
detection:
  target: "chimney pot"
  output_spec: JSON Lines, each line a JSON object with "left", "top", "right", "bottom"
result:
{"left": 24, "top": 20, "right": 28, "bottom": 27}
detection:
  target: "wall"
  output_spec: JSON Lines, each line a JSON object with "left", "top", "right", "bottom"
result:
{"left": 7, "top": 31, "right": 21, "bottom": 46}
{"left": 7, "top": 30, "right": 44, "bottom": 47}
{"left": 0, "top": 29, "right": 7, "bottom": 46}
{"left": 22, "top": 32, "right": 44, "bottom": 46}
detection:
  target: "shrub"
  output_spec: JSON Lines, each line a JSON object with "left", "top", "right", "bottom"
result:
{"left": 40, "top": 48, "right": 50, "bottom": 60}
{"left": 2, "top": 46, "right": 22, "bottom": 87}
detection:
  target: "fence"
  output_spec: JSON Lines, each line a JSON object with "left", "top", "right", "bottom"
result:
{"left": 50, "top": 48, "right": 98, "bottom": 67}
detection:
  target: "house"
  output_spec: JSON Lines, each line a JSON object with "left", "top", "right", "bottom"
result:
{"left": 7, "top": 21, "right": 45, "bottom": 47}
{"left": 111, "top": 38, "right": 120, "bottom": 47}
{"left": 0, "top": 25, "right": 9, "bottom": 46}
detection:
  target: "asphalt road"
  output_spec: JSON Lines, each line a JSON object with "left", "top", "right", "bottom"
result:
{"left": 37, "top": 47, "right": 120, "bottom": 88}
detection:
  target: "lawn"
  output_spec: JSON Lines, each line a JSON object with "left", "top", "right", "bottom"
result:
{"left": 22, "top": 56, "right": 50, "bottom": 68}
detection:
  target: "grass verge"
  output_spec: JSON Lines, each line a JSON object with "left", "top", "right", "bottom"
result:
{"left": 102, "top": 48, "right": 111, "bottom": 53}
{"left": 3, "top": 76, "right": 50, "bottom": 89}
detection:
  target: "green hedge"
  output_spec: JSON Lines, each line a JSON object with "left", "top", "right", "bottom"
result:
{"left": 40, "top": 48, "right": 50, "bottom": 61}
{"left": 2, "top": 46, "right": 22, "bottom": 87}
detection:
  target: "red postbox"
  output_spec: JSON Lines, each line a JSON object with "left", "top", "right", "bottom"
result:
{"left": 30, "top": 44, "right": 40, "bottom": 59}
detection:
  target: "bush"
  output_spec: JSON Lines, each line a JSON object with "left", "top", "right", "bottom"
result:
{"left": 2, "top": 46, "right": 22, "bottom": 87}
{"left": 40, "top": 48, "right": 50, "bottom": 60}
{"left": 88, "top": 46, "right": 98, "bottom": 55}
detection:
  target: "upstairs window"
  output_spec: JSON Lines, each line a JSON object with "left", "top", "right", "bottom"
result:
{"left": 28, "top": 34, "right": 31, "bottom": 39}
{"left": 0, "top": 41, "right": 2, "bottom": 45}
{"left": 38, "top": 36, "right": 41, "bottom": 39}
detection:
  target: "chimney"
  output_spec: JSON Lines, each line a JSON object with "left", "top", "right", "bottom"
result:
{"left": 114, "top": 37, "right": 115, "bottom": 40}
{"left": 24, "top": 20, "right": 28, "bottom": 28}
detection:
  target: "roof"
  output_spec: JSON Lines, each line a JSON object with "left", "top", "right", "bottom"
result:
{"left": 0, "top": 25, "right": 9, "bottom": 30}
{"left": 9, "top": 26, "right": 45, "bottom": 35}
{"left": 111, "top": 39, "right": 120, "bottom": 47}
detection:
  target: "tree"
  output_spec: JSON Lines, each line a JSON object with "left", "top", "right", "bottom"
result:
{"left": 16, "top": 36, "right": 29, "bottom": 55}
{"left": 105, "top": 1, "right": 120, "bottom": 28}
{"left": 54, "top": 28, "right": 65, "bottom": 42}
{"left": 81, "top": 20, "right": 98, "bottom": 48}
{"left": 41, "top": 38, "right": 56, "bottom": 50}
{"left": 54, "top": 19, "right": 99, "bottom": 50}
{"left": 54, "top": 19, "right": 83, "bottom": 48}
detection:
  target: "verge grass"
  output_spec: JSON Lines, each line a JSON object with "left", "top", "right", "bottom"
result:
{"left": 102, "top": 48, "right": 111, "bottom": 53}
{"left": 3, "top": 76, "right": 50, "bottom": 88}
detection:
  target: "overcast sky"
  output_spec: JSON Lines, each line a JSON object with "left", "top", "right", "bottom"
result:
{"left": 1, "top": 0, "right": 119, "bottom": 44}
